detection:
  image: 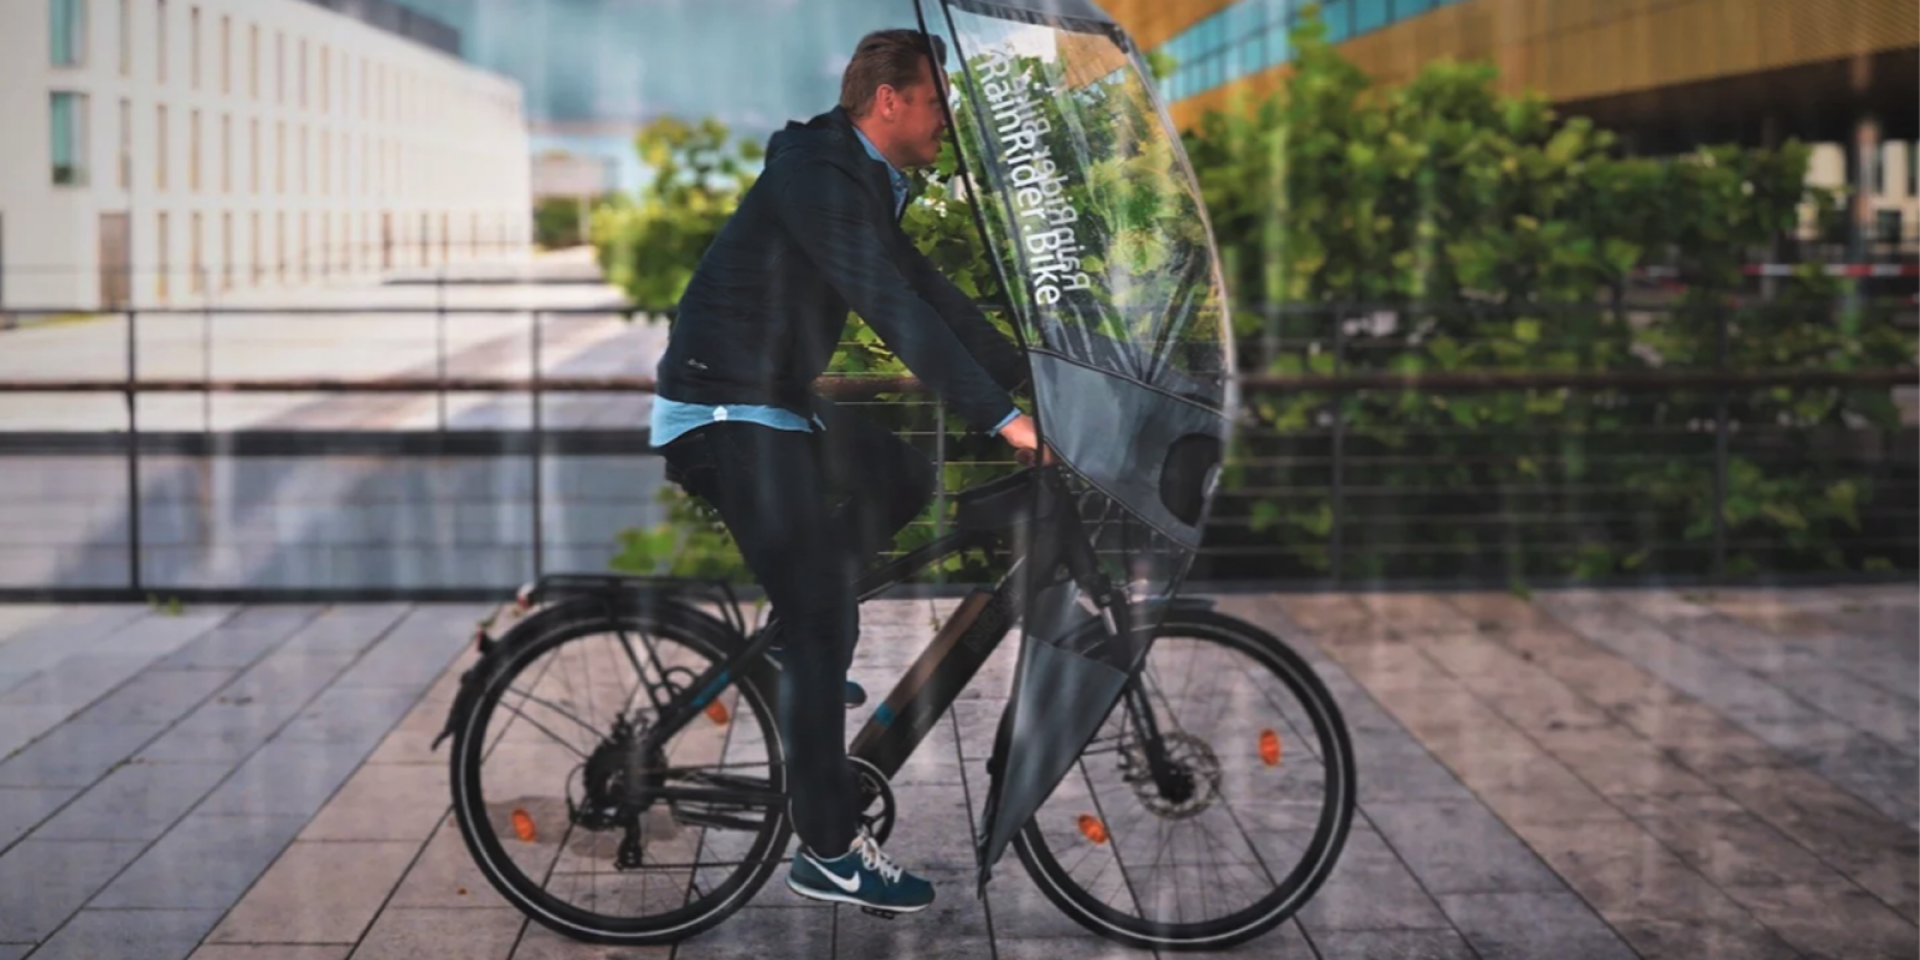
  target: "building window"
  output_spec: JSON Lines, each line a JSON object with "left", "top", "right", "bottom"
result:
{"left": 220, "top": 15, "right": 230, "bottom": 93}
{"left": 221, "top": 211, "right": 233, "bottom": 289}
{"left": 250, "top": 210, "right": 261, "bottom": 282}
{"left": 52, "top": 0, "right": 86, "bottom": 67}
{"left": 156, "top": 0, "right": 167, "bottom": 82}
{"left": 157, "top": 212, "right": 170, "bottom": 300}
{"left": 189, "top": 109, "right": 201, "bottom": 191}
{"left": 156, "top": 104, "right": 167, "bottom": 188}
{"left": 50, "top": 92, "right": 89, "bottom": 186}
{"left": 1355, "top": 0, "right": 1389, "bottom": 34}
{"left": 118, "top": 98, "right": 131, "bottom": 188}
{"left": 299, "top": 39, "right": 308, "bottom": 109}
{"left": 189, "top": 5, "right": 200, "bottom": 89}
{"left": 275, "top": 120, "right": 284, "bottom": 193}
{"left": 1321, "top": 0, "right": 1352, "bottom": 41}
{"left": 119, "top": 0, "right": 130, "bottom": 75}
{"left": 300, "top": 124, "right": 308, "bottom": 193}
{"left": 320, "top": 47, "right": 329, "bottom": 113}
{"left": 276, "top": 31, "right": 284, "bottom": 104}
{"left": 249, "top": 23, "right": 258, "bottom": 99}
{"left": 220, "top": 113, "right": 230, "bottom": 193}
{"left": 1909, "top": 140, "right": 1918, "bottom": 200}
{"left": 190, "top": 211, "right": 203, "bottom": 293}
{"left": 249, "top": 118, "right": 259, "bottom": 193}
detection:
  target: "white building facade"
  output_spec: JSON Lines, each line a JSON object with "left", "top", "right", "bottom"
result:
{"left": 0, "top": 0, "right": 533, "bottom": 312}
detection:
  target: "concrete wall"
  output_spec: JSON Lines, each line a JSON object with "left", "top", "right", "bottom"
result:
{"left": 0, "top": 0, "right": 535, "bottom": 312}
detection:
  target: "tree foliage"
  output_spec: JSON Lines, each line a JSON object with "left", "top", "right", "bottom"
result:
{"left": 1185, "top": 8, "right": 1912, "bottom": 581}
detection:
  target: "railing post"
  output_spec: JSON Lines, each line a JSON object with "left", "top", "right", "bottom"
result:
{"left": 1329, "top": 306, "right": 1346, "bottom": 587}
{"left": 436, "top": 269, "right": 448, "bottom": 431}
{"left": 934, "top": 402, "right": 948, "bottom": 586}
{"left": 530, "top": 310, "right": 544, "bottom": 580}
{"left": 1711, "top": 303, "right": 1730, "bottom": 582}
{"left": 201, "top": 269, "right": 212, "bottom": 433}
{"left": 126, "top": 307, "right": 142, "bottom": 593}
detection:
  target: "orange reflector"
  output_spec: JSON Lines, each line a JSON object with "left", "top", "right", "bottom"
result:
{"left": 705, "top": 700, "right": 731, "bottom": 726}
{"left": 1259, "top": 729, "right": 1282, "bottom": 767}
{"left": 1077, "top": 814, "right": 1108, "bottom": 845}
{"left": 511, "top": 808, "right": 537, "bottom": 842}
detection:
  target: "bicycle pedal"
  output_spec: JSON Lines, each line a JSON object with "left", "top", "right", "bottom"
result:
{"left": 859, "top": 907, "right": 901, "bottom": 920}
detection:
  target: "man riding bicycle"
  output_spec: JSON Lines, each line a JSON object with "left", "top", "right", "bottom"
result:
{"left": 651, "top": 29, "right": 1045, "bottom": 915}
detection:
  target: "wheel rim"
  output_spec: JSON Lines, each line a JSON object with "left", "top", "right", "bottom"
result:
{"left": 1017, "top": 621, "right": 1351, "bottom": 942}
{"left": 457, "top": 616, "right": 787, "bottom": 936}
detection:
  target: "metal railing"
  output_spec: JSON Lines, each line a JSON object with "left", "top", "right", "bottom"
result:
{"left": 0, "top": 297, "right": 1913, "bottom": 602}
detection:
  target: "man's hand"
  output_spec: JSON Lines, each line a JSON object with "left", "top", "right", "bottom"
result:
{"left": 997, "top": 413, "right": 1057, "bottom": 467}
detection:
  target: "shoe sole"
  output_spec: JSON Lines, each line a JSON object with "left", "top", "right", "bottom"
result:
{"left": 784, "top": 875, "right": 933, "bottom": 914}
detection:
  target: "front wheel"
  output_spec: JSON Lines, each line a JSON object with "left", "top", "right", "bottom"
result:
{"left": 1013, "top": 608, "right": 1356, "bottom": 952}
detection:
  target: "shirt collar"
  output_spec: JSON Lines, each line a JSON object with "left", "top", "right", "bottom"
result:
{"left": 851, "top": 125, "right": 910, "bottom": 202}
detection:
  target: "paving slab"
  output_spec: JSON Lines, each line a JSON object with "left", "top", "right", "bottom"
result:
{"left": 66, "top": 666, "right": 239, "bottom": 727}
{"left": 193, "top": 738, "right": 375, "bottom": 819}
{"left": 1435, "top": 890, "right": 1638, "bottom": 960}
{"left": 90, "top": 811, "right": 308, "bottom": 909}
{"left": 0, "top": 838, "right": 150, "bottom": 942}
{"left": 187, "top": 947, "right": 351, "bottom": 960}
{"left": 0, "top": 720, "right": 168, "bottom": 788}
{"left": 1364, "top": 799, "right": 1566, "bottom": 895}
{"left": 1311, "top": 928, "right": 1481, "bottom": 960}
{"left": 203, "top": 839, "right": 421, "bottom": 945}
{"left": 298, "top": 761, "right": 450, "bottom": 842}
{"left": 0, "top": 785, "right": 77, "bottom": 850}
{"left": 350, "top": 906, "right": 526, "bottom": 960}
{"left": 30, "top": 759, "right": 233, "bottom": 840}
{"left": 23, "top": 907, "right": 225, "bottom": 960}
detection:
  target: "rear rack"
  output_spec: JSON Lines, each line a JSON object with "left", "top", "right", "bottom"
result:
{"left": 509, "top": 573, "right": 753, "bottom": 640}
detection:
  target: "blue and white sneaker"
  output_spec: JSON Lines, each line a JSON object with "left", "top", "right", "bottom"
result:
{"left": 786, "top": 826, "right": 935, "bottom": 914}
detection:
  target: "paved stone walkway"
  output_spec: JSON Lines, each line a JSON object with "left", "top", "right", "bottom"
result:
{"left": 0, "top": 585, "right": 1912, "bottom": 959}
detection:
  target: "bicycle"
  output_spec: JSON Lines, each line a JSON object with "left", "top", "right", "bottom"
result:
{"left": 433, "top": 465, "right": 1356, "bottom": 951}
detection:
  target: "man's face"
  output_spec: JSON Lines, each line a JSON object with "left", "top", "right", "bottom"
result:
{"left": 878, "top": 58, "right": 949, "bottom": 169}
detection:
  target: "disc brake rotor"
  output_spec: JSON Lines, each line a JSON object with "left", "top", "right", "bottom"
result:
{"left": 1119, "top": 731, "right": 1223, "bottom": 820}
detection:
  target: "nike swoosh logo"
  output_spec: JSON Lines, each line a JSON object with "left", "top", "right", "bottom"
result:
{"left": 806, "top": 855, "right": 862, "bottom": 894}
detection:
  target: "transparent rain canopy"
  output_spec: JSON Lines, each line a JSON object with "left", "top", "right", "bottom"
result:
{"left": 915, "top": 0, "right": 1237, "bottom": 886}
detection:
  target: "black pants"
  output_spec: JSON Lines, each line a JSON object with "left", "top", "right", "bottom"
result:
{"left": 658, "top": 401, "right": 935, "bottom": 856}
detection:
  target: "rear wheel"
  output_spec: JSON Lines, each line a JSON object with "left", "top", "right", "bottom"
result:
{"left": 448, "top": 603, "right": 790, "bottom": 945}
{"left": 1013, "top": 608, "right": 1355, "bottom": 951}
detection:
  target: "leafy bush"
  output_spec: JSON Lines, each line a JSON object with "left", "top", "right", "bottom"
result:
{"left": 1187, "top": 9, "right": 1914, "bottom": 582}
{"left": 533, "top": 196, "right": 595, "bottom": 250}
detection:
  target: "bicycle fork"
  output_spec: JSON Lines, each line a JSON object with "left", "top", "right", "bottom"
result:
{"left": 1121, "top": 675, "right": 1189, "bottom": 802}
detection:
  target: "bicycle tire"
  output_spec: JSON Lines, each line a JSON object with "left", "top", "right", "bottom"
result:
{"left": 447, "top": 599, "right": 791, "bottom": 946}
{"left": 1012, "top": 607, "right": 1356, "bottom": 952}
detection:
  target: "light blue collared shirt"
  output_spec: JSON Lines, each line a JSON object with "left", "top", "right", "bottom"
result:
{"left": 651, "top": 124, "right": 1018, "bottom": 448}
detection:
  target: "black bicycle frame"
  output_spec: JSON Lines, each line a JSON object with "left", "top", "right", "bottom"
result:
{"left": 609, "top": 468, "right": 1173, "bottom": 816}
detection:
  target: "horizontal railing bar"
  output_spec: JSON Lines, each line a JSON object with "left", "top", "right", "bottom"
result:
{"left": 1, "top": 368, "right": 1913, "bottom": 396}
{"left": 0, "top": 430, "right": 657, "bottom": 457}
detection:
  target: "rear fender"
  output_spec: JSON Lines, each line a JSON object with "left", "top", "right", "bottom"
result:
{"left": 431, "top": 585, "right": 753, "bottom": 752}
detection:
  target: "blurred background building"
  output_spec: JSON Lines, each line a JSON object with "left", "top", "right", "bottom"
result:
{"left": 0, "top": 0, "right": 532, "bottom": 311}
{"left": 1107, "top": 0, "right": 1920, "bottom": 266}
